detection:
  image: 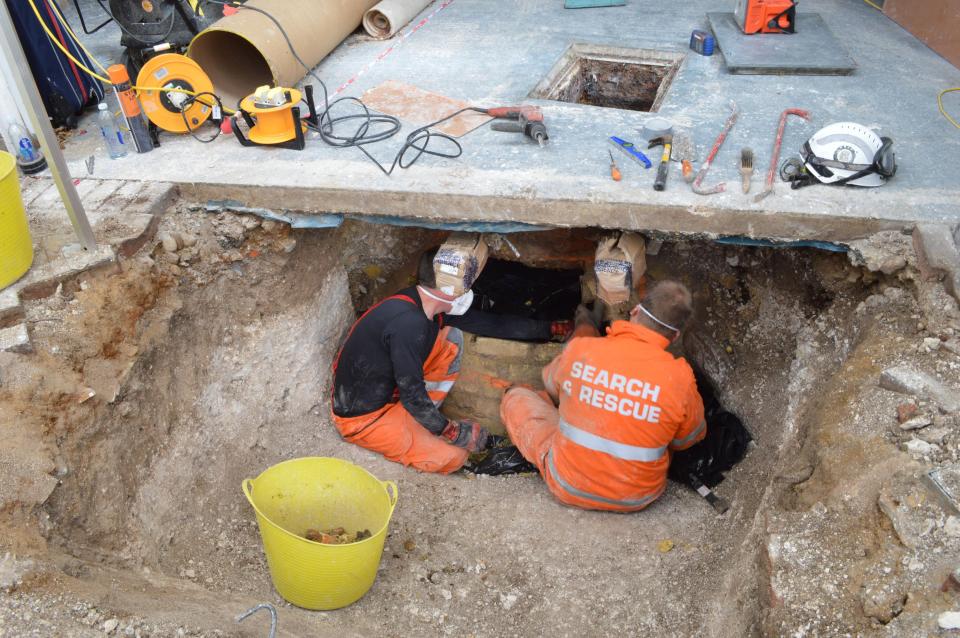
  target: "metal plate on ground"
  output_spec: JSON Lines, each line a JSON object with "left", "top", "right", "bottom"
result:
{"left": 707, "top": 12, "right": 856, "bottom": 76}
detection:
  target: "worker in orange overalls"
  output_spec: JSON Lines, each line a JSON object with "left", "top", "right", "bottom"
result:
{"left": 332, "top": 249, "right": 574, "bottom": 474}
{"left": 500, "top": 280, "right": 706, "bottom": 511}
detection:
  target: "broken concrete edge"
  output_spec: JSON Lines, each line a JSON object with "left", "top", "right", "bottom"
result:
{"left": 0, "top": 323, "right": 32, "bottom": 354}
{"left": 1, "top": 180, "right": 176, "bottom": 307}
{"left": 16, "top": 246, "right": 119, "bottom": 302}
{"left": 178, "top": 182, "right": 924, "bottom": 245}
{"left": 0, "top": 288, "right": 24, "bottom": 329}
{"left": 912, "top": 223, "right": 960, "bottom": 302}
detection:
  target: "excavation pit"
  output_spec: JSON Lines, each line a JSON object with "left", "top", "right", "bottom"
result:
{"left": 15, "top": 216, "right": 882, "bottom": 636}
{"left": 529, "top": 44, "right": 684, "bottom": 112}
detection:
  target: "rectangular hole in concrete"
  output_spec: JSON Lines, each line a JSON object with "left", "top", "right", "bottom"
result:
{"left": 530, "top": 44, "right": 685, "bottom": 113}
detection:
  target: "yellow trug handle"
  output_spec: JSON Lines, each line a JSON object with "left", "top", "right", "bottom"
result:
{"left": 383, "top": 480, "right": 399, "bottom": 511}
{"left": 242, "top": 478, "right": 255, "bottom": 507}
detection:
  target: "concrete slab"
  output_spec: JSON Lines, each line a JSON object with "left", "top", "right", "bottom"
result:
{"left": 15, "top": 245, "right": 116, "bottom": 301}
{"left": 0, "top": 288, "right": 24, "bottom": 329}
{"left": 0, "top": 323, "right": 31, "bottom": 354}
{"left": 707, "top": 12, "right": 856, "bottom": 75}
{"left": 59, "top": 0, "right": 960, "bottom": 243}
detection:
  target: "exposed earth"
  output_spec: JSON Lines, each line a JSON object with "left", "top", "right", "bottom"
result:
{"left": 2, "top": 205, "right": 960, "bottom": 637}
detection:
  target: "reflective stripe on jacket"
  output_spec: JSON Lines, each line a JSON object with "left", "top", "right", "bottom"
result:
{"left": 544, "top": 320, "right": 706, "bottom": 511}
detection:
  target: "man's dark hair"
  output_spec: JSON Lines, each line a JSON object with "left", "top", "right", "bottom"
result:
{"left": 417, "top": 248, "right": 439, "bottom": 288}
{"left": 640, "top": 280, "right": 693, "bottom": 336}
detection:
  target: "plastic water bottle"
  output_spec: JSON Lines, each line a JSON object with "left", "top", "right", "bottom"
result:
{"left": 97, "top": 103, "right": 127, "bottom": 159}
{"left": 7, "top": 122, "right": 38, "bottom": 163}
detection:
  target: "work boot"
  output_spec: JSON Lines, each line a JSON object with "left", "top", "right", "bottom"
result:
{"left": 441, "top": 420, "right": 489, "bottom": 453}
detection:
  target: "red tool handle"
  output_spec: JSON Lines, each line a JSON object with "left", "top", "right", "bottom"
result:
{"left": 485, "top": 106, "right": 543, "bottom": 122}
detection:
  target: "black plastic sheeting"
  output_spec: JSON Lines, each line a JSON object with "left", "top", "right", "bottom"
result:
{"left": 466, "top": 368, "right": 752, "bottom": 489}
{"left": 470, "top": 259, "right": 583, "bottom": 322}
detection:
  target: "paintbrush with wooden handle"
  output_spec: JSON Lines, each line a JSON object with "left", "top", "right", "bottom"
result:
{"left": 740, "top": 148, "right": 754, "bottom": 194}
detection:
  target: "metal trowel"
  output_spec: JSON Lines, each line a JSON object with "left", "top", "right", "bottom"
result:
{"left": 671, "top": 132, "right": 697, "bottom": 183}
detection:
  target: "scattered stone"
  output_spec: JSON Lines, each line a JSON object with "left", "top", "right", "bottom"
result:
{"left": 180, "top": 232, "right": 198, "bottom": 248}
{"left": 182, "top": 568, "right": 196, "bottom": 579}
{"left": 878, "top": 481, "right": 937, "bottom": 548}
{"left": 944, "top": 567, "right": 960, "bottom": 593}
{"left": 918, "top": 426, "right": 950, "bottom": 445}
{"left": 403, "top": 539, "right": 416, "bottom": 552}
{"left": 923, "top": 337, "right": 942, "bottom": 352}
{"left": 897, "top": 403, "right": 919, "bottom": 423}
{"left": 0, "top": 553, "right": 33, "bottom": 592}
{"left": 946, "top": 517, "right": 960, "bottom": 538}
{"left": 499, "top": 592, "right": 519, "bottom": 610}
{"left": 240, "top": 215, "right": 261, "bottom": 230}
{"left": 280, "top": 237, "right": 297, "bottom": 254}
{"left": 860, "top": 583, "right": 906, "bottom": 624}
{"left": 160, "top": 252, "right": 180, "bottom": 265}
{"left": 725, "top": 255, "right": 739, "bottom": 267}
{"left": 157, "top": 232, "right": 178, "bottom": 253}
{"left": 879, "top": 365, "right": 960, "bottom": 413}
{"left": 262, "top": 220, "right": 279, "bottom": 232}
{"left": 899, "top": 416, "right": 932, "bottom": 431}
{"left": 440, "top": 588, "right": 452, "bottom": 601}
{"left": 939, "top": 611, "right": 960, "bottom": 630}
{"left": 657, "top": 539, "right": 674, "bottom": 553}
{"left": 944, "top": 339, "right": 960, "bottom": 357}
{"left": 103, "top": 618, "right": 119, "bottom": 633}
{"left": 878, "top": 255, "right": 907, "bottom": 275}
{"left": 903, "top": 438, "right": 939, "bottom": 458}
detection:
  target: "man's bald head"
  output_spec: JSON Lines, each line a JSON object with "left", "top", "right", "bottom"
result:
{"left": 632, "top": 280, "right": 693, "bottom": 337}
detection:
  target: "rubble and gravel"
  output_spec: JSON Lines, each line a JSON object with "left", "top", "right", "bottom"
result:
{"left": 2, "top": 210, "right": 960, "bottom": 636}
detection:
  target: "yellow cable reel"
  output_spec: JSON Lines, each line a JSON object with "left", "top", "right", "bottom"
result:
{"left": 136, "top": 54, "right": 215, "bottom": 134}
{"left": 238, "top": 87, "right": 308, "bottom": 146}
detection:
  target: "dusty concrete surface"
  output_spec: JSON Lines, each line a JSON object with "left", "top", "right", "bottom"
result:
{"left": 2, "top": 199, "right": 960, "bottom": 636}
{"left": 56, "top": 0, "right": 960, "bottom": 243}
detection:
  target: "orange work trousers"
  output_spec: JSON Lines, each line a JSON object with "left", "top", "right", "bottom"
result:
{"left": 332, "top": 327, "right": 467, "bottom": 474}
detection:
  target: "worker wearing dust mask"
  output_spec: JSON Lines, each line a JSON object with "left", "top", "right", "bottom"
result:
{"left": 331, "top": 234, "right": 574, "bottom": 473}
{"left": 499, "top": 281, "right": 706, "bottom": 510}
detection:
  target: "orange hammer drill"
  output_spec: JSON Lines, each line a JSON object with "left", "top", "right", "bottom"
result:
{"left": 483, "top": 106, "right": 548, "bottom": 147}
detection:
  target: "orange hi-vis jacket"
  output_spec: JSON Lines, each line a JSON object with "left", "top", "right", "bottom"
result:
{"left": 542, "top": 321, "right": 706, "bottom": 511}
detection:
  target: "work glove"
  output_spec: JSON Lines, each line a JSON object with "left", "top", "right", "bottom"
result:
{"left": 550, "top": 320, "right": 574, "bottom": 341}
{"left": 441, "top": 419, "right": 490, "bottom": 453}
{"left": 574, "top": 303, "right": 601, "bottom": 333}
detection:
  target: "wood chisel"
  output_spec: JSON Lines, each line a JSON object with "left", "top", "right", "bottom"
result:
{"left": 609, "top": 136, "right": 652, "bottom": 169}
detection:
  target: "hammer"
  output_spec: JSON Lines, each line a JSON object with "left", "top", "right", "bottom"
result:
{"left": 648, "top": 133, "right": 673, "bottom": 191}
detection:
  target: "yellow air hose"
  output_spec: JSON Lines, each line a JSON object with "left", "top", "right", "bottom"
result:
{"left": 25, "top": 0, "right": 234, "bottom": 114}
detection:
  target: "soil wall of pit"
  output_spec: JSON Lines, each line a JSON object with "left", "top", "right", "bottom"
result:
{"left": 8, "top": 212, "right": 901, "bottom": 637}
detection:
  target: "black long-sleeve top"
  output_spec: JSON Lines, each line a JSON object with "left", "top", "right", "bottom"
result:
{"left": 332, "top": 286, "right": 551, "bottom": 433}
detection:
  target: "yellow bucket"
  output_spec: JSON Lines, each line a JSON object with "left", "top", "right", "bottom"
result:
{"left": 0, "top": 151, "right": 33, "bottom": 290}
{"left": 242, "top": 457, "right": 398, "bottom": 610}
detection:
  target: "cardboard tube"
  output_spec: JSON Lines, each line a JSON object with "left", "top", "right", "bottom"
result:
{"left": 189, "top": 0, "right": 380, "bottom": 105}
{"left": 363, "top": 0, "right": 433, "bottom": 39}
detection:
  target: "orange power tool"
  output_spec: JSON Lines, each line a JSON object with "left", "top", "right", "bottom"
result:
{"left": 484, "top": 106, "right": 549, "bottom": 147}
{"left": 735, "top": 0, "right": 797, "bottom": 34}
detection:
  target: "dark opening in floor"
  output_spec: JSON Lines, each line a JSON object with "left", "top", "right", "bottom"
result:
{"left": 530, "top": 44, "right": 684, "bottom": 112}
{"left": 469, "top": 258, "right": 583, "bottom": 321}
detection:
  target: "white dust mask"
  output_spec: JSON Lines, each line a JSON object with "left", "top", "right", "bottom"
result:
{"left": 446, "top": 289, "right": 474, "bottom": 316}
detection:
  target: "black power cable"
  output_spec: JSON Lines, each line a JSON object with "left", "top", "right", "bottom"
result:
{"left": 179, "top": 91, "right": 224, "bottom": 143}
{"left": 203, "top": 0, "right": 488, "bottom": 175}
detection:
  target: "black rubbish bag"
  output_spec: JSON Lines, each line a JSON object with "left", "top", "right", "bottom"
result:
{"left": 668, "top": 368, "right": 753, "bottom": 489}
{"left": 464, "top": 435, "right": 538, "bottom": 476}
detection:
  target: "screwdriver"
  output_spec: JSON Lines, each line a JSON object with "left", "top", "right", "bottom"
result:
{"left": 608, "top": 150, "right": 622, "bottom": 181}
